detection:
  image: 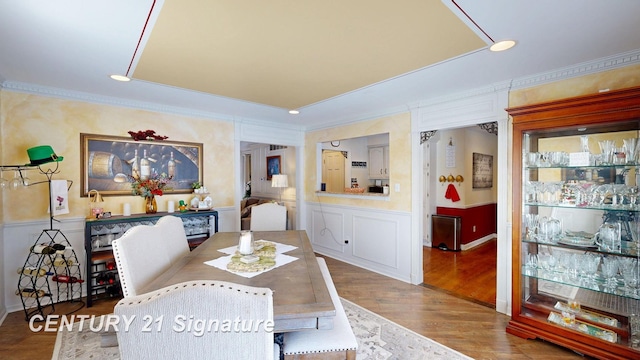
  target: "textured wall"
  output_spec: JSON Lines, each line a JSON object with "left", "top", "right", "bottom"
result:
{"left": 0, "top": 91, "right": 235, "bottom": 223}
{"left": 304, "top": 112, "right": 412, "bottom": 212}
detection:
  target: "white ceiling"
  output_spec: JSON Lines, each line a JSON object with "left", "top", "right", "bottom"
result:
{"left": 1, "top": 0, "right": 640, "bottom": 130}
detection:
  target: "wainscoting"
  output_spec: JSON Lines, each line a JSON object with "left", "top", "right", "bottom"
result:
{"left": 306, "top": 202, "right": 412, "bottom": 282}
{"left": 1, "top": 206, "right": 235, "bottom": 313}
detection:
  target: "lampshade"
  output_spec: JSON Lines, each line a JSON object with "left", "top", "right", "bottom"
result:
{"left": 271, "top": 174, "right": 288, "bottom": 188}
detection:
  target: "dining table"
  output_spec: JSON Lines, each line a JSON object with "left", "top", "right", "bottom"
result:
{"left": 139, "top": 230, "right": 336, "bottom": 333}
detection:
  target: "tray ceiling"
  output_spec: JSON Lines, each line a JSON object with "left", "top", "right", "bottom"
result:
{"left": 133, "top": 0, "right": 486, "bottom": 109}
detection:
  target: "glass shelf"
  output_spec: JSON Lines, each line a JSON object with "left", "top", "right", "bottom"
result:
{"left": 523, "top": 238, "right": 639, "bottom": 258}
{"left": 522, "top": 267, "right": 640, "bottom": 301}
{"left": 525, "top": 202, "right": 640, "bottom": 212}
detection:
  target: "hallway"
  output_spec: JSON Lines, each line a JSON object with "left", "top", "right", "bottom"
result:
{"left": 422, "top": 238, "right": 497, "bottom": 308}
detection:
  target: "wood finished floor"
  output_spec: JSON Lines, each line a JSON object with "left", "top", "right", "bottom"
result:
{"left": 423, "top": 239, "right": 498, "bottom": 308}
{"left": 0, "top": 254, "right": 586, "bottom": 359}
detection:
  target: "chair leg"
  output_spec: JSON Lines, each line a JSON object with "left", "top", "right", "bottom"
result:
{"left": 274, "top": 332, "right": 285, "bottom": 360}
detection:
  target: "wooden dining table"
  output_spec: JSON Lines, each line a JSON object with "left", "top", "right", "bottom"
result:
{"left": 139, "top": 230, "right": 336, "bottom": 333}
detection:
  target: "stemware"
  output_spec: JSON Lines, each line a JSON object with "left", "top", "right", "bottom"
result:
{"left": 9, "top": 170, "right": 22, "bottom": 190}
{"left": 601, "top": 257, "right": 620, "bottom": 290}
{"left": 0, "top": 175, "right": 7, "bottom": 190}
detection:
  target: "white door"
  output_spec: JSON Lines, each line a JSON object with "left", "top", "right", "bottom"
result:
{"left": 323, "top": 150, "right": 345, "bottom": 193}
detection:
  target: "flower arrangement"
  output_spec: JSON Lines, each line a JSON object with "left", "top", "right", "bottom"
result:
{"left": 130, "top": 172, "right": 173, "bottom": 198}
{"left": 128, "top": 129, "right": 168, "bottom": 141}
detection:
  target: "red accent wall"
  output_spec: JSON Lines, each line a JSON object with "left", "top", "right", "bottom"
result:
{"left": 436, "top": 204, "right": 497, "bottom": 245}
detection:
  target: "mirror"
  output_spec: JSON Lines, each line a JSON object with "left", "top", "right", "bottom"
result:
{"left": 320, "top": 133, "right": 389, "bottom": 194}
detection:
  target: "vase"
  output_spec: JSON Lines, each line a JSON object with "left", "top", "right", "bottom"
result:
{"left": 145, "top": 196, "right": 157, "bottom": 214}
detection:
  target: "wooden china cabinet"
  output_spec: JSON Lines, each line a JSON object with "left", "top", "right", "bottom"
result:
{"left": 508, "top": 86, "right": 640, "bottom": 359}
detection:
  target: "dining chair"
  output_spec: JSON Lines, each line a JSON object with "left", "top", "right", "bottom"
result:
{"left": 282, "top": 257, "right": 358, "bottom": 359}
{"left": 155, "top": 215, "right": 190, "bottom": 263}
{"left": 112, "top": 224, "right": 172, "bottom": 297}
{"left": 114, "top": 280, "right": 277, "bottom": 360}
{"left": 250, "top": 202, "right": 287, "bottom": 231}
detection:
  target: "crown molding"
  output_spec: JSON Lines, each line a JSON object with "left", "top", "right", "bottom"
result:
{"left": 511, "top": 48, "right": 640, "bottom": 90}
{"left": 0, "top": 81, "right": 304, "bottom": 132}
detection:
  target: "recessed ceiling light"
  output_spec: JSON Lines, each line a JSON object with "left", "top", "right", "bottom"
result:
{"left": 110, "top": 74, "right": 131, "bottom": 82}
{"left": 489, "top": 40, "right": 516, "bottom": 52}
{"left": 289, "top": 110, "right": 300, "bottom": 115}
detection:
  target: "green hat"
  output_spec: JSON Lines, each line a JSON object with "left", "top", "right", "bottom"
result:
{"left": 25, "top": 145, "right": 64, "bottom": 166}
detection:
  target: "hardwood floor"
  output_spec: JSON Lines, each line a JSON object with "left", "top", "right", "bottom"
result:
{"left": 0, "top": 254, "right": 586, "bottom": 359}
{"left": 423, "top": 239, "right": 497, "bottom": 308}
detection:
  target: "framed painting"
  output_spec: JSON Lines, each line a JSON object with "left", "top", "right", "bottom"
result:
{"left": 80, "top": 133, "right": 203, "bottom": 196}
{"left": 472, "top": 153, "right": 493, "bottom": 189}
{"left": 266, "top": 155, "right": 281, "bottom": 180}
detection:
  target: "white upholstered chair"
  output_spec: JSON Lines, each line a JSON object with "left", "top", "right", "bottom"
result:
{"left": 112, "top": 223, "right": 171, "bottom": 297}
{"left": 250, "top": 203, "right": 287, "bottom": 231}
{"left": 155, "top": 215, "right": 190, "bottom": 263}
{"left": 283, "top": 257, "right": 358, "bottom": 359}
{"left": 112, "top": 215, "right": 192, "bottom": 297}
{"left": 114, "top": 280, "right": 276, "bottom": 360}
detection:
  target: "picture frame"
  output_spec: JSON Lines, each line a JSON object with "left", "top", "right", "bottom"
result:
{"left": 80, "top": 133, "right": 203, "bottom": 196}
{"left": 266, "top": 155, "right": 281, "bottom": 180}
{"left": 472, "top": 153, "right": 493, "bottom": 189}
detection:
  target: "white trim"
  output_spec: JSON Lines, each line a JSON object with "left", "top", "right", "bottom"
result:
{"left": 460, "top": 234, "right": 495, "bottom": 251}
{"left": 511, "top": 48, "right": 640, "bottom": 90}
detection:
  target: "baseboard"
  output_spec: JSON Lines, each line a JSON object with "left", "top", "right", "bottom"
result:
{"left": 0, "top": 308, "right": 6, "bottom": 326}
{"left": 460, "top": 234, "right": 495, "bottom": 250}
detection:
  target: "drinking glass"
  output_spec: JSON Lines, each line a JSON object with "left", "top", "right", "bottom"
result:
{"left": 598, "top": 140, "right": 615, "bottom": 165}
{"left": 524, "top": 214, "right": 539, "bottom": 240}
{"left": 580, "top": 135, "right": 590, "bottom": 153}
{"left": 0, "top": 175, "right": 7, "bottom": 190}
{"left": 624, "top": 138, "right": 638, "bottom": 164}
{"left": 622, "top": 265, "right": 640, "bottom": 296}
{"left": 9, "top": 171, "right": 22, "bottom": 190}
{"left": 601, "top": 257, "right": 620, "bottom": 290}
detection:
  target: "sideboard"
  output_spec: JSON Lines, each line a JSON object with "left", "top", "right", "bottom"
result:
{"left": 84, "top": 210, "right": 218, "bottom": 307}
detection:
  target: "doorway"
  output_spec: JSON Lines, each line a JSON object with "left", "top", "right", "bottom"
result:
{"left": 421, "top": 125, "right": 498, "bottom": 308}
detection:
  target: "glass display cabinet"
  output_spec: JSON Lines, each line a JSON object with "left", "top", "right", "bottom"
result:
{"left": 508, "top": 86, "right": 640, "bottom": 359}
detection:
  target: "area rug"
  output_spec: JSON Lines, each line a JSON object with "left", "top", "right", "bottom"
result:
{"left": 52, "top": 298, "right": 473, "bottom": 360}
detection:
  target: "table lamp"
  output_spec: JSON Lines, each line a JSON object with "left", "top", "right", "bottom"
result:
{"left": 271, "top": 174, "right": 288, "bottom": 203}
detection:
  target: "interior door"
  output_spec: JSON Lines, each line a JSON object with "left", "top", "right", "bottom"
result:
{"left": 323, "top": 150, "right": 345, "bottom": 192}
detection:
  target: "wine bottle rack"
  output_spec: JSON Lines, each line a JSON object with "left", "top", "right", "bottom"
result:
{"left": 13, "top": 162, "right": 84, "bottom": 321}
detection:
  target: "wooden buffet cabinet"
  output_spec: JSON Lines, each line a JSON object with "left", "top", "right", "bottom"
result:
{"left": 84, "top": 210, "right": 218, "bottom": 307}
{"left": 508, "top": 86, "right": 640, "bottom": 359}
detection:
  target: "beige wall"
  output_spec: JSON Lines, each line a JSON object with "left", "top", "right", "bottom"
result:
{"left": 509, "top": 63, "right": 640, "bottom": 107}
{"left": 304, "top": 112, "right": 412, "bottom": 212}
{"left": 0, "top": 91, "right": 235, "bottom": 223}
{"left": 435, "top": 127, "right": 498, "bottom": 208}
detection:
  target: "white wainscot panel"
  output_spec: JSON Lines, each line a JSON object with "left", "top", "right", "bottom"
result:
{"left": 4, "top": 218, "right": 85, "bottom": 313}
{"left": 352, "top": 216, "right": 398, "bottom": 268}
{"left": 306, "top": 202, "right": 412, "bottom": 283}
{"left": 310, "top": 209, "right": 345, "bottom": 253}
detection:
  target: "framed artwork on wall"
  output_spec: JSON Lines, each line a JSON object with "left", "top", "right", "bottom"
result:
{"left": 472, "top": 152, "right": 493, "bottom": 189}
{"left": 266, "top": 155, "right": 281, "bottom": 180}
{"left": 80, "top": 133, "right": 203, "bottom": 196}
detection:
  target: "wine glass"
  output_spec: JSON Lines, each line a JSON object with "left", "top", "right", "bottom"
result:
{"left": 9, "top": 171, "right": 22, "bottom": 190}
{"left": 601, "top": 257, "right": 619, "bottom": 290}
{"left": 0, "top": 174, "right": 7, "bottom": 190}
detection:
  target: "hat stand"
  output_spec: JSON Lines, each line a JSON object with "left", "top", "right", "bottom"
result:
{"left": 6, "top": 161, "right": 86, "bottom": 321}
